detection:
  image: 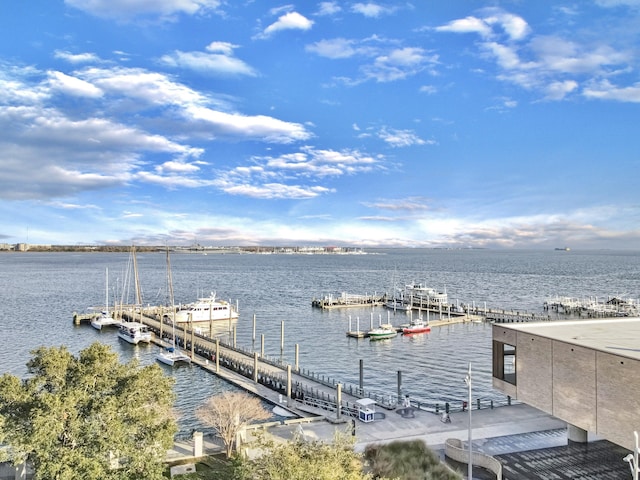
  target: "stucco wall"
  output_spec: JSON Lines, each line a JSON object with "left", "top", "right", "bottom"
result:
{"left": 551, "top": 341, "right": 597, "bottom": 432}
{"left": 596, "top": 352, "right": 640, "bottom": 449}
{"left": 515, "top": 332, "right": 553, "bottom": 412}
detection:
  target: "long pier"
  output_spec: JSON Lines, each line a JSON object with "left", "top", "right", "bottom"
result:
{"left": 73, "top": 308, "right": 508, "bottom": 417}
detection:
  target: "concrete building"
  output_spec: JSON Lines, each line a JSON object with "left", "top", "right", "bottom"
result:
{"left": 492, "top": 317, "right": 640, "bottom": 452}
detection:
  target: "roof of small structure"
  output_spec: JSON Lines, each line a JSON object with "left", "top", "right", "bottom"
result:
{"left": 356, "top": 398, "right": 376, "bottom": 406}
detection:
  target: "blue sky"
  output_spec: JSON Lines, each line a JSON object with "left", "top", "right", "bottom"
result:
{"left": 1, "top": 1, "right": 639, "bottom": 249}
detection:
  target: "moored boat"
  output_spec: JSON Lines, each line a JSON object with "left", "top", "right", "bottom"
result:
{"left": 156, "top": 249, "right": 191, "bottom": 366}
{"left": 91, "top": 267, "right": 120, "bottom": 330}
{"left": 172, "top": 292, "right": 238, "bottom": 324}
{"left": 384, "top": 296, "right": 412, "bottom": 312}
{"left": 156, "top": 346, "right": 191, "bottom": 366}
{"left": 402, "top": 317, "right": 431, "bottom": 335}
{"left": 368, "top": 324, "right": 397, "bottom": 340}
{"left": 118, "top": 322, "right": 152, "bottom": 345}
{"left": 405, "top": 283, "right": 448, "bottom": 307}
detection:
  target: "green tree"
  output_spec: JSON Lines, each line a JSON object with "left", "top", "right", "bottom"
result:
{"left": 0, "top": 342, "right": 177, "bottom": 480}
{"left": 237, "top": 428, "right": 373, "bottom": 480}
{"left": 196, "top": 391, "right": 271, "bottom": 458}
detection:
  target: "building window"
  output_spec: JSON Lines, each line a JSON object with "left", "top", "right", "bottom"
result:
{"left": 493, "top": 341, "right": 517, "bottom": 385}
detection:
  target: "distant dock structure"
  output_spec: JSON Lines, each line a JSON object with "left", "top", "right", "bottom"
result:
{"left": 312, "top": 292, "right": 386, "bottom": 309}
{"left": 544, "top": 295, "right": 639, "bottom": 318}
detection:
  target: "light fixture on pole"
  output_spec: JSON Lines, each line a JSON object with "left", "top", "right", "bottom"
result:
{"left": 465, "top": 362, "right": 472, "bottom": 480}
{"left": 624, "top": 431, "right": 639, "bottom": 480}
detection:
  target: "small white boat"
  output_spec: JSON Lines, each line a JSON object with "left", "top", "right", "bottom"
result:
{"left": 368, "top": 324, "right": 397, "bottom": 340}
{"left": 118, "top": 322, "right": 152, "bottom": 345}
{"left": 402, "top": 317, "right": 431, "bottom": 335}
{"left": 157, "top": 250, "right": 191, "bottom": 366}
{"left": 91, "top": 267, "right": 120, "bottom": 330}
{"left": 91, "top": 310, "right": 120, "bottom": 330}
{"left": 384, "top": 297, "right": 412, "bottom": 312}
{"left": 156, "top": 346, "right": 191, "bottom": 366}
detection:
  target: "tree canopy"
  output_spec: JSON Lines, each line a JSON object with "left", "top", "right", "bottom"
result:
{"left": 197, "top": 391, "right": 271, "bottom": 458}
{"left": 0, "top": 342, "right": 177, "bottom": 480}
{"left": 237, "top": 429, "right": 372, "bottom": 480}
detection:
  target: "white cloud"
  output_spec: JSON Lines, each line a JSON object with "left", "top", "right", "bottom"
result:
{"left": 209, "top": 146, "right": 383, "bottom": 199}
{"left": 377, "top": 128, "right": 430, "bottom": 148}
{"left": 185, "top": 105, "right": 311, "bottom": 143}
{"left": 544, "top": 80, "right": 578, "bottom": 100}
{"left": 65, "top": 0, "right": 223, "bottom": 21}
{"left": 531, "top": 36, "right": 629, "bottom": 74}
{"left": 482, "top": 10, "right": 530, "bottom": 41}
{"left": 436, "top": 9, "right": 529, "bottom": 41}
{"left": 583, "top": 80, "right": 640, "bottom": 102}
{"left": 306, "top": 38, "right": 363, "bottom": 59}
{"left": 80, "top": 67, "right": 310, "bottom": 142}
{"left": 219, "top": 182, "right": 332, "bottom": 199}
{"left": 595, "top": 0, "right": 640, "bottom": 7}
{"left": 316, "top": 2, "right": 341, "bottom": 16}
{"left": 53, "top": 50, "right": 101, "bottom": 64}
{"left": 47, "top": 71, "right": 103, "bottom": 98}
{"left": 435, "top": 16, "right": 493, "bottom": 37}
{"left": 351, "top": 3, "right": 394, "bottom": 18}
{"left": 364, "top": 47, "right": 438, "bottom": 82}
{"left": 437, "top": 9, "right": 634, "bottom": 103}
{"left": 159, "top": 47, "right": 257, "bottom": 77}
{"left": 260, "top": 11, "right": 314, "bottom": 38}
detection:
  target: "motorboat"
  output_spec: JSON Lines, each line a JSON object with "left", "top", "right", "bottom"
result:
{"left": 405, "top": 283, "right": 448, "bottom": 307}
{"left": 402, "top": 317, "right": 431, "bottom": 335}
{"left": 173, "top": 292, "right": 238, "bottom": 324}
{"left": 91, "top": 267, "right": 120, "bottom": 330}
{"left": 368, "top": 324, "right": 397, "bottom": 340}
{"left": 156, "top": 346, "right": 191, "bottom": 366}
{"left": 384, "top": 297, "right": 412, "bottom": 312}
{"left": 118, "top": 322, "right": 152, "bottom": 345}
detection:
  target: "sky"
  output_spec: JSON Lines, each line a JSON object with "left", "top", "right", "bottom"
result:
{"left": 1, "top": 1, "right": 639, "bottom": 249}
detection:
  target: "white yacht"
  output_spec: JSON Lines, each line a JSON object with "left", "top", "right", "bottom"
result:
{"left": 173, "top": 292, "right": 238, "bottom": 324}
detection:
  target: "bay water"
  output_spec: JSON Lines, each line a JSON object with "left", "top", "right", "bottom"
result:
{"left": 1, "top": 248, "right": 638, "bottom": 436}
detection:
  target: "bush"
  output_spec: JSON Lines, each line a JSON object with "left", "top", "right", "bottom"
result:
{"left": 363, "top": 440, "right": 462, "bottom": 480}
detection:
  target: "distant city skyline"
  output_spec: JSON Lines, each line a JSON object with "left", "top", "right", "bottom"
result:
{"left": 1, "top": 1, "right": 639, "bottom": 249}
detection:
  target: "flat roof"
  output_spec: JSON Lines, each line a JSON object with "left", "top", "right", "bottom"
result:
{"left": 494, "top": 317, "right": 640, "bottom": 361}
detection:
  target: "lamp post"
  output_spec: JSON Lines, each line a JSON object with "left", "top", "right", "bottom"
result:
{"left": 624, "top": 431, "right": 639, "bottom": 480}
{"left": 465, "top": 363, "right": 472, "bottom": 480}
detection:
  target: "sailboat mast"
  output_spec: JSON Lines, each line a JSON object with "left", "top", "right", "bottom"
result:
{"left": 105, "top": 267, "right": 109, "bottom": 317}
{"left": 166, "top": 248, "right": 175, "bottom": 307}
{"left": 132, "top": 245, "right": 142, "bottom": 307}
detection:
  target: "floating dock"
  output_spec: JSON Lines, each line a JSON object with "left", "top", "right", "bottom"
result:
{"left": 312, "top": 292, "right": 386, "bottom": 309}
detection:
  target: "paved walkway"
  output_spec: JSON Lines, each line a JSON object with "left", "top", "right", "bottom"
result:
{"left": 265, "top": 402, "right": 567, "bottom": 452}
{"left": 165, "top": 349, "right": 633, "bottom": 478}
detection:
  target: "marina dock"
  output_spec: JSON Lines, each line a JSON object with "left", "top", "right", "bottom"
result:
{"left": 312, "top": 292, "right": 386, "bottom": 309}
{"left": 73, "top": 308, "right": 507, "bottom": 416}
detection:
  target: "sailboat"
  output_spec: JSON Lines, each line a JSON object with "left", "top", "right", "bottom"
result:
{"left": 117, "top": 245, "right": 152, "bottom": 344}
{"left": 91, "top": 267, "right": 120, "bottom": 330}
{"left": 156, "top": 249, "right": 191, "bottom": 366}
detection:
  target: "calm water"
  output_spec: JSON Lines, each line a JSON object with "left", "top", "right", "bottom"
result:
{"left": 1, "top": 248, "right": 639, "bottom": 435}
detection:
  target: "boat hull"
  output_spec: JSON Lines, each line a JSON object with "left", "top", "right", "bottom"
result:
{"left": 402, "top": 326, "right": 431, "bottom": 334}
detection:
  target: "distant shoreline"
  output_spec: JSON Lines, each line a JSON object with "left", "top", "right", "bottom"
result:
{"left": 0, "top": 245, "right": 368, "bottom": 254}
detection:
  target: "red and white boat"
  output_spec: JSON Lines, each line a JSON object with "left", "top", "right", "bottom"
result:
{"left": 402, "top": 317, "right": 431, "bottom": 335}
